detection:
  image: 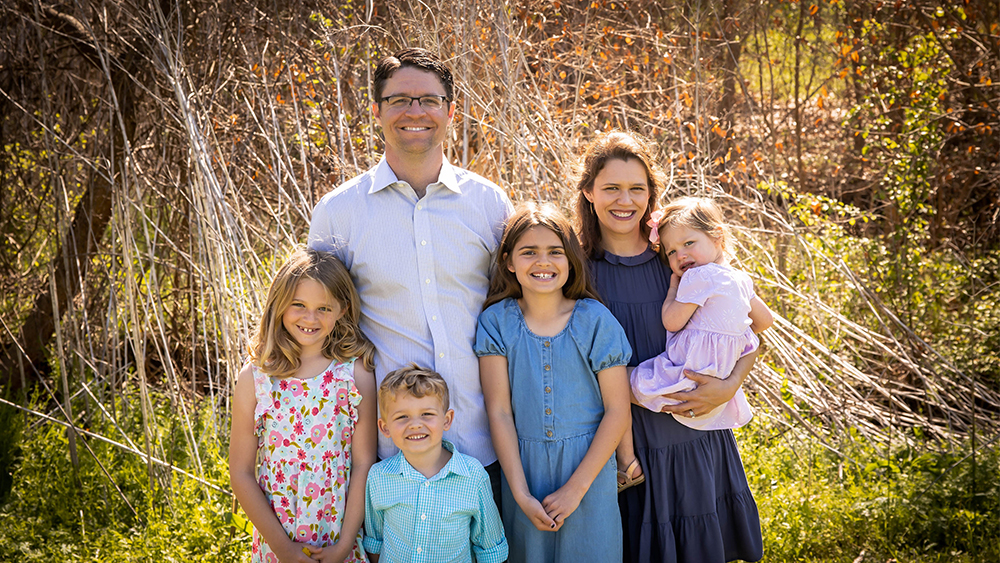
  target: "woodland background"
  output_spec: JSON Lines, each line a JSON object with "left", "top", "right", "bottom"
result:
{"left": 0, "top": 0, "right": 998, "bottom": 561}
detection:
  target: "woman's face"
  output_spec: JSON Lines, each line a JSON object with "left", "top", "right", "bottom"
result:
{"left": 584, "top": 158, "right": 650, "bottom": 240}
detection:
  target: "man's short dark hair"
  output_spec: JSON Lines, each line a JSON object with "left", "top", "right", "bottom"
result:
{"left": 372, "top": 48, "right": 455, "bottom": 103}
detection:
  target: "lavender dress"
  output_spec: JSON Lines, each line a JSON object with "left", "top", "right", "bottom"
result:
{"left": 589, "top": 249, "right": 763, "bottom": 563}
{"left": 630, "top": 263, "right": 758, "bottom": 431}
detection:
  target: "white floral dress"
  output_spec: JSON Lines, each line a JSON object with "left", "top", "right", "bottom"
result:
{"left": 251, "top": 358, "right": 367, "bottom": 563}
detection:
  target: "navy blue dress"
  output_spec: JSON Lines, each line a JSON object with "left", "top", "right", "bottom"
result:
{"left": 589, "top": 248, "right": 763, "bottom": 563}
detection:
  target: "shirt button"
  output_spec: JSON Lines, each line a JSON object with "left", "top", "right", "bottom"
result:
{"left": 432, "top": 315, "right": 437, "bottom": 321}
{"left": 439, "top": 353, "right": 445, "bottom": 358}
{"left": 545, "top": 408, "right": 551, "bottom": 415}
{"left": 547, "top": 430, "right": 553, "bottom": 437}
{"left": 544, "top": 365, "right": 551, "bottom": 371}
{"left": 545, "top": 386, "right": 551, "bottom": 393}
{"left": 421, "top": 513, "right": 426, "bottom": 520}
{"left": 424, "top": 482, "right": 429, "bottom": 487}
{"left": 417, "top": 204, "right": 423, "bottom": 210}
{"left": 425, "top": 279, "right": 431, "bottom": 284}
{"left": 421, "top": 240, "right": 427, "bottom": 245}
{"left": 417, "top": 546, "right": 422, "bottom": 553}
{"left": 544, "top": 341, "right": 550, "bottom": 347}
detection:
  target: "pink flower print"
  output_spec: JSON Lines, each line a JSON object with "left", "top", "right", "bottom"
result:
{"left": 288, "top": 379, "right": 304, "bottom": 397}
{"left": 310, "top": 424, "right": 326, "bottom": 444}
{"left": 265, "top": 553, "right": 278, "bottom": 563}
{"left": 281, "top": 496, "right": 289, "bottom": 508}
{"left": 295, "top": 525, "right": 311, "bottom": 542}
{"left": 322, "top": 450, "right": 333, "bottom": 463}
{"left": 305, "top": 482, "right": 321, "bottom": 500}
{"left": 323, "top": 371, "right": 334, "bottom": 385}
{"left": 297, "top": 449, "right": 306, "bottom": 461}
{"left": 279, "top": 380, "right": 289, "bottom": 391}
{"left": 341, "top": 426, "right": 352, "bottom": 442}
{"left": 273, "top": 399, "right": 281, "bottom": 410}
{"left": 323, "top": 388, "right": 330, "bottom": 398}
{"left": 275, "top": 469, "right": 286, "bottom": 484}
{"left": 312, "top": 406, "right": 319, "bottom": 417}
{"left": 335, "top": 388, "right": 349, "bottom": 407}
{"left": 282, "top": 438, "right": 290, "bottom": 448}
{"left": 294, "top": 421, "right": 305, "bottom": 435}
{"left": 267, "top": 431, "right": 281, "bottom": 448}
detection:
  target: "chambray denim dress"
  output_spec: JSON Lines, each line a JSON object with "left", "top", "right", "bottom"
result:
{"left": 475, "top": 298, "right": 631, "bottom": 563}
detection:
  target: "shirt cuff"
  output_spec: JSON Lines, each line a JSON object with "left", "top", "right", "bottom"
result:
{"left": 473, "top": 538, "right": 509, "bottom": 563}
{"left": 361, "top": 536, "right": 382, "bottom": 554}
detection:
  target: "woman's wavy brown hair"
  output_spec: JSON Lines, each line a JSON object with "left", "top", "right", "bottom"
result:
{"left": 250, "top": 248, "right": 375, "bottom": 377}
{"left": 483, "top": 202, "right": 601, "bottom": 310}
{"left": 574, "top": 130, "right": 666, "bottom": 257}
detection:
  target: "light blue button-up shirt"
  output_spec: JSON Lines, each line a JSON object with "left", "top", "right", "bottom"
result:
{"left": 308, "top": 158, "right": 513, "bottom": 464}
{"left": 363, "top": 440, "right": 508, "bottom": 563}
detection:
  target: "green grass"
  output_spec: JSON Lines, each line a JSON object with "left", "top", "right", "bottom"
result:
{"left": 1, "top": 399, "right": 996, "bottom": 562}
{"left": 739, "top": 422, "right": 999, "bottom": 562}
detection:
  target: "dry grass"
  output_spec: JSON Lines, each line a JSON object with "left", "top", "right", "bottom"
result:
{"left": 0, "top": 0, "right": 997, "bottom": 505}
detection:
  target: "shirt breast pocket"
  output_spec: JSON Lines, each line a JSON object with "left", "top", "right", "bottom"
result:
{"left": 437, "top": 500, "right": 473, "bottom": 541}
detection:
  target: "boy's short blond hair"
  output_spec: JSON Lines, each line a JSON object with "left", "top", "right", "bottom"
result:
{"left": 378, "top": 363, "right": 450, "bottom": 414}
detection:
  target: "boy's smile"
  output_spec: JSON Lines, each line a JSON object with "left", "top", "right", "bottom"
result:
{"left": 378, "top": 392, "right": 454, "bottom": 462}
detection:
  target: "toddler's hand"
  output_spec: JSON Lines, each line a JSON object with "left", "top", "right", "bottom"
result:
{"left": 541, "top": 484, "right": 585, "bottom": 529}
{"left": 517, "top": 494, "right": 559, "bottom": 532}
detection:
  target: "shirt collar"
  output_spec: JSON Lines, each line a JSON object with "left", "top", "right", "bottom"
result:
{"left": 387, "top": 439, "right": 471, "bottom": 481}
{"left": 369, "top": 157, "right": 462, "bottom": 195}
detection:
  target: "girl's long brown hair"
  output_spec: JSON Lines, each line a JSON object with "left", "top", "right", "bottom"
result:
{"left": 484, "top": 202, "right": 601, "bottom": 310}
{"left": 574, "top": 130, "right": 666, "bottom": 257}
{"left": 250, "top": 248, "right": 375, "bottom": 377}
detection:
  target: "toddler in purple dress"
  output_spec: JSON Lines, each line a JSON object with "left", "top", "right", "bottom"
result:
{"left": 630, "top": 197, "right": 774, "bottom": 431}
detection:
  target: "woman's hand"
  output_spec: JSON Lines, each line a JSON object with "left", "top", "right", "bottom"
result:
{"left": 659, "top": 370, "right": 739, "bottom": 417}
{"left": 660, "top": 348, "right": 758, "bottom": 417}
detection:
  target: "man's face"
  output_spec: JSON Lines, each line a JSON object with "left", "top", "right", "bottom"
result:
{"left": 373, "top": 67, "right": 455, "bottom": 159}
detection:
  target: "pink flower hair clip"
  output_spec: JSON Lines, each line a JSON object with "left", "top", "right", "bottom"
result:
{"left": 647, "top": 209, "right": 665, "bottom": 245}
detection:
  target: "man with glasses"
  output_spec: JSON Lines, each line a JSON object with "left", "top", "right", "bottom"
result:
{"left": 308, "top": 48, "right": 513, "bottom": 501}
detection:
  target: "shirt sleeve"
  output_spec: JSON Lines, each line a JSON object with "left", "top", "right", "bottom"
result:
{"left": 582, "top": 301, "right": 632, "bottom": 373}
{"left": 470, "top": 469, "right": 509, "bottom": 563}
{"left": 362, "top": 474, "right": 384, "bottom": 554}
{"left": 307, "top": 196, "right": 350, "bottom": 266}
{"left": 474, "top": 304, "right": 507, "bottom": 358}
{"left": 674, "top": 265, "right": 718, "bottom": 306}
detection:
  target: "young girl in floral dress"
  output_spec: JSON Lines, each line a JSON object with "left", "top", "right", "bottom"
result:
{"left": 231, "top": 248, "right": 377, "bottom": 563}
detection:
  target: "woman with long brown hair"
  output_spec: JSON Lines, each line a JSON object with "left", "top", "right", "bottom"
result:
{"left": 576, "top": 131, "right": 763, "bottom": 563}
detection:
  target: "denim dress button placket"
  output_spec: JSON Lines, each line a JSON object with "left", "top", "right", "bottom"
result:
{"left": 541, "top": 339, "right": 554, "bottom": 440}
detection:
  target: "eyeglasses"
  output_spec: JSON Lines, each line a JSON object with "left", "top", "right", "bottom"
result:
{"left": 378, "top": 95, "right": 450, "bottom": 111}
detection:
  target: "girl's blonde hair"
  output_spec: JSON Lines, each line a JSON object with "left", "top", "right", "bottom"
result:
{"left": 250, "top": 248, "right": 375, "bottom": 377}
{"left": 484, "top": 202, "right": 601, "bottom": 310}
{"left": 654, "top": 197, "right": 732, "bottom": 261}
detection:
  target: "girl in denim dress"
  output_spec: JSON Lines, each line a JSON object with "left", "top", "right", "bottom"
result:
{"left": 476, "top": 203, "right": 632, "bottom": 563}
